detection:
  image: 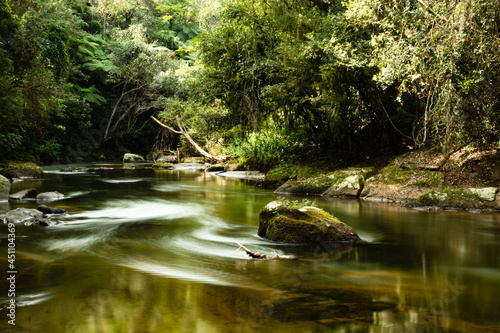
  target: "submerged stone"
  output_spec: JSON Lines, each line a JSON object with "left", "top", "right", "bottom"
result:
{"left": 38, "top": 205, "right": 67, "bottom": 214}
{"left": 258, "top": 200, "right": 362, "bottom": 244}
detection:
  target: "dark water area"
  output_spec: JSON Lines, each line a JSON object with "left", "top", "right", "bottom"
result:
{"left": 1, "top": 164, "right": 500, "bottom": 332}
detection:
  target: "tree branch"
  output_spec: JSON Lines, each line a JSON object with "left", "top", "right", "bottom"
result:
{"left": 417, "top": 0, "right": 449, "bottom": 22}
{"left": 105, "top": 84, "right": 146, "bottom": 140}
{"left": 151, "top": 116, "right": 224, "bottom": 162}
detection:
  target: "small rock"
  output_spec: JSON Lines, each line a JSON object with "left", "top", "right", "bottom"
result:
{"left": 157, "top": 155, "right": 178, "bottom": 163}
{"left": 10, "top": 189, "right": 38, "bottom": 200}
{"left": 38, "top": 205, "right": 67, "bottom": 214}
{"left": 36, "top": 191, "right": 64, "bottom": 201}
{"left": 123, "top": 153, "right": 145, "bottom": 162}
{"left": 468, "top": 187, "right": 498, "bottom": 202}
{"left": 60, "top": 166, "right": 89, "bottom": 172}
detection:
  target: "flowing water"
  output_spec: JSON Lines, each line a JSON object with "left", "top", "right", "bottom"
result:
{"left": 1, "top": 164, "right": 500, "bottom": 333}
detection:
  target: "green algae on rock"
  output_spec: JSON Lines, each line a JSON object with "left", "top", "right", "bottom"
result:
{"left": 258, "top": 200, "right": 362, "bottom": 244}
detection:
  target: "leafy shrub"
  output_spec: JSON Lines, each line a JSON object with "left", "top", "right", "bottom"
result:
{"left": 227, "top": 121, "right": 307, "bottom": 170}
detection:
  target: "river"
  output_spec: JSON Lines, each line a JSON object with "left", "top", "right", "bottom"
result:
{"left": 1, "top": 164, "right": 500, "bottom": 332}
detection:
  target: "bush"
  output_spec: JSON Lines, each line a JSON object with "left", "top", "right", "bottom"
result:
{"left": 227, "top": 121, "right": 307, "bottom": 170}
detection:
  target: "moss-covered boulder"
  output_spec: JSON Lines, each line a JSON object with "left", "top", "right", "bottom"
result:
{"left": 258, "top": 200, "right": 362, "bottom": 244}
{"left": 0, "top": 162, "right": 44, "bottom": 180}
{"left": 0, "top": 175, "right": 10, "bottom": 201}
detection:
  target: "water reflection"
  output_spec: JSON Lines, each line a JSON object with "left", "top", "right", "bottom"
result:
{"left": 1, "top": 165, "right": 499, "bottom": 332}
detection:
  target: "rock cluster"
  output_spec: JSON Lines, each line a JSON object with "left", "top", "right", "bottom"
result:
{"left": 1, "top": 205, "right": 66, "bottom": 227}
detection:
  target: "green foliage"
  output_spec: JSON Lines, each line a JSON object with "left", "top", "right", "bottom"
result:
{"left": 227, "top": 121, "right": 307, "bottom": 169}
{"left": 195, "top": 0, "right": 500, "bottom": 159}
{"left": 37, "top": 139, "right": 63, "bottom": 163}
{"left": 1, "top": 0, "right": 499, "bottom": 164}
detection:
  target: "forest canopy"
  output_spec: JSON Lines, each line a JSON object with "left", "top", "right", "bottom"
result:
{"left": 0, "top": 0, "right": 499, "bottom": 166}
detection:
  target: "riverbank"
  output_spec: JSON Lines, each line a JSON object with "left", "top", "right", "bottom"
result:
{"left": 2, "top": 146, "right": 500, "bottom": 212}
{"left": 258, "top": 146, "right": 500, "bottom": 212}
{"left": 148, "top": 146, "right": 500, "bottom": 212}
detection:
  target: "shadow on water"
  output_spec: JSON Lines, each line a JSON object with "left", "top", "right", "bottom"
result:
{"left": 1, "top": 164, "right": 500, "bottom": 332}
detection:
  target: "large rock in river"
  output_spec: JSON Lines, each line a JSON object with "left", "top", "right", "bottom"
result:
{"left": 0, "top": 162, "right": 43, "bottom": 180}
{"left": 0, "top": 175, "right": 10, "bottom": 201}
{"left": 258, "top": 201, "right": 361, "bottom": 244}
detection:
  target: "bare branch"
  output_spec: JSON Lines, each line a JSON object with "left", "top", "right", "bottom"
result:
{"left": 104, "top": 84, "right": 146, "bottom": 140}
{"left": 151, "top": 116, "right": 224, "bottom": 162}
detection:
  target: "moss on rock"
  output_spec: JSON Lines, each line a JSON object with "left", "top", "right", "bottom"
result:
{"left": 275, "top": 175, "right": 334, "bottom": 195}
{"left": 0, "top": 162, "right": 44, "bottom": 180}
{"left": 258, "top": 200, "right": 362, "bottom": 244}
{"left": 416, "top": 188, "right": 489, "bottom": 209}
{"left": 322, "top": 167, "right": 376, "bottom": 198}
